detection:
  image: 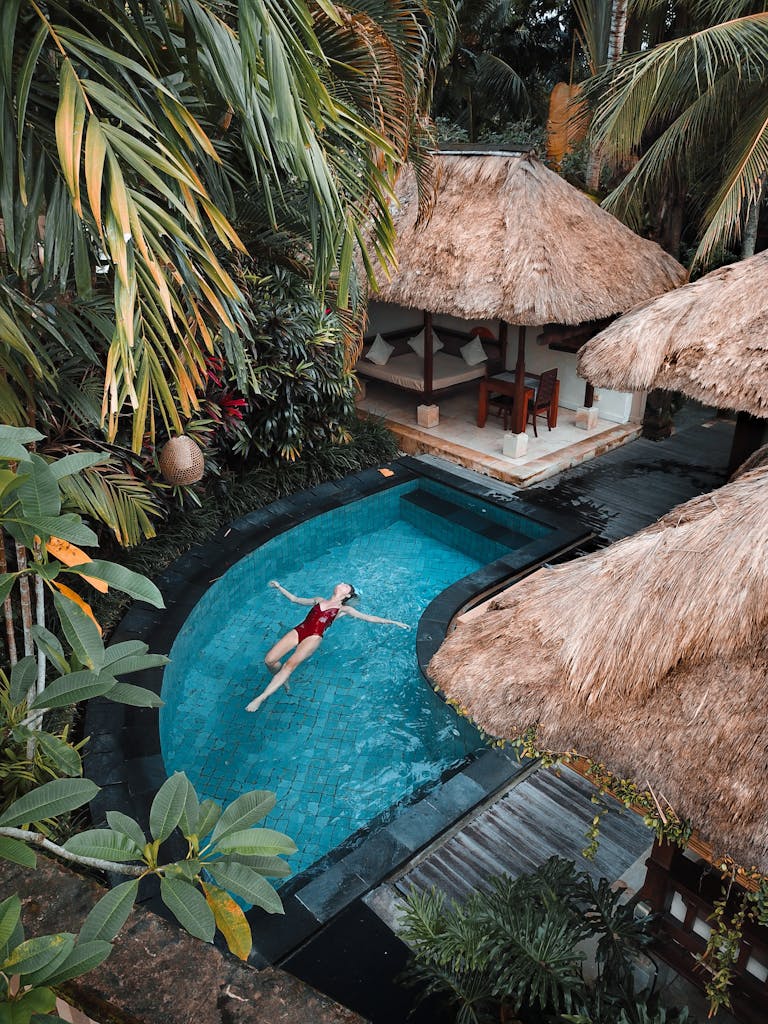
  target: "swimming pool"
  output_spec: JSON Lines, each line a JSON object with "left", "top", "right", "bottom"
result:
{"left": 159, "top": 478, "right": 552, "bottom": 878}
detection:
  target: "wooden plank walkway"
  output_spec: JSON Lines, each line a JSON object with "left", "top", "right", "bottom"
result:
{"left": 395, "top": 765, "right": 651, "bottom": 903}
{"left": 521, "top": 409, "right": 734, "bottom": 542}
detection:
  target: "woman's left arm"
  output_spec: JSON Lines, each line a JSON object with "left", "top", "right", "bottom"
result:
{"left": 342, "top": 607, "right": 410, "bottom": 630}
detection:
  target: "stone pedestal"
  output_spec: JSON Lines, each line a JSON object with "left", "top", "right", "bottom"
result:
{"left": 503, "top": 431, "right": 529, "bottom": 458}
{"left": 417, "top": 404, "right": 439, "bottom": 428}
{"left": 575, "top": 406, "right": 599, "bottom": 430}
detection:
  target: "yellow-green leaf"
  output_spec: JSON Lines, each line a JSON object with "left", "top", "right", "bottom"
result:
{"left": 55, "top": 59, "right": 86, "bottom": 217}
{"left": 84, "top": 116, "right": 108, "bottom": 235}
{"left": 200, "top": 881, "right": 252, "bottom": 961}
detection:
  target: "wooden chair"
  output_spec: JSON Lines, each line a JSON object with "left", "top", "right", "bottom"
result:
{"left": 488, "top": 394, "right": 515, "bottom": 430}
{"left": 528, "top": 369, "right": 558, "bottom": 437}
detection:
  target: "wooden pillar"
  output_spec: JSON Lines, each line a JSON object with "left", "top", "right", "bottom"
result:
{"left": 512, "top": 324, "right": 527, "bottom": 434}
{"left": 499, "top": 320, "right": 508, "bottom": 368}
{"left": 423, "top": 309, "right": 433, "bottom": 402}
{"left": 584, "top": 382, "right": 595, "bottom": 408}
{"left": 637, "top": 838, "right": 676, "bottom": 914}
{"left": 728, "top": 411, "right": 768, "bottom": 475}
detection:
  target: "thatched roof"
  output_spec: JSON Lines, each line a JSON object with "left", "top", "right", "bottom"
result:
{"left": 428, "top": 465, "right": 768, "bottom": 870}
{"left": 371, "top": 153, "right": 686, "bottom": 326}
{"left": 578, "top": 251, "right": 768, "bottom": 417}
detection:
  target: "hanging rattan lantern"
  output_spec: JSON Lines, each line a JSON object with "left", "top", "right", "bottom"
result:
{"left": 158, "top": 435, "right": 205, "bottom": 485}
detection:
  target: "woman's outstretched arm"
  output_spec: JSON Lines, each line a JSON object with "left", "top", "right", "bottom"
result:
{"left": 268, "top": 580, "right": 318, "bottom": 606}
{"left": 341, "top": 607, "right": 410, "bottom": 629}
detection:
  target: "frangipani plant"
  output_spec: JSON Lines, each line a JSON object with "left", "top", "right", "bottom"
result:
{"left": 0, "top": 425, "right": 297, "bottom": 1002}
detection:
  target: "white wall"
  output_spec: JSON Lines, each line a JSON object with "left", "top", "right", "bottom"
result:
{"left": 523, "top": 329, "right": 634, "bottom": 423}
{"left": 367, "top": 304, "right": 635, "bottom": 424}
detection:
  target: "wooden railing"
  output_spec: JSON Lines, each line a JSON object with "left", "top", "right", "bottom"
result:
{"left": 638, "top": 840, "right": 768, "bottom": 1023}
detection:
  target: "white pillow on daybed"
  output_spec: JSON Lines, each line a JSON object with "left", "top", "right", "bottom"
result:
{"left": 460, "top": 336, "right": 488, "bottom": 366}
{"left": 408, "top": 329, "right": 444, "bottom": 358}
{"left": 366, "top": 333, "right": 395, "bottom": 365}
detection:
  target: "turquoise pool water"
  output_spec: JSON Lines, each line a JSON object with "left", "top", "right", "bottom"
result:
{"left": 160, "top": 480, "right": 547, "bottom": 879}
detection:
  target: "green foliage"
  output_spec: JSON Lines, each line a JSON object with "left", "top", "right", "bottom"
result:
{"left": 0, "top": 427, "right": 299, "bottom": 979}
{"left": 585, "top": 6, "right": 768, "bottom": 265}
{"left": 0, "top": 894, "right": 112, "bottom": 1024}
{"left": 195, "top": 268, "right": 360, "bottom": 464}
{"left": 400, "top": 857, "right": 663, "bottom": 1024}
{"left": 478, "top": 118, "right": 547, "bottom": 152}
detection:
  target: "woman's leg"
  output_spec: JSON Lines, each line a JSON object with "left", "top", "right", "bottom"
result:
{"left": 246, "top": 635, "right": 322, "bottom": 711}
{"left": 264, "top": 629, "right": 300, "bottom": 673}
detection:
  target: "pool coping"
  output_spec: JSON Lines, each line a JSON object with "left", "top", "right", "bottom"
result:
{"left": 84, "top": 456, "right": 592, "bottom": 965}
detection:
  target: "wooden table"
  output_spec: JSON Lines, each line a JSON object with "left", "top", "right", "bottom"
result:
{"left": 477, "top": 372, "right": 536, "bottom": 428}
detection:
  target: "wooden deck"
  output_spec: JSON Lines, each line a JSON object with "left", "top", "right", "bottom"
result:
{"left": 396, "top": 764, "right": 651, "bottom": 903}
{"left": 520, "top": 409, "right": 734, "bottom": 542}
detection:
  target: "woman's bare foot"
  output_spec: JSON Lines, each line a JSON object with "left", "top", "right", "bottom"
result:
{"left": 245, "top": 695, "right": 265, "bottom": 712}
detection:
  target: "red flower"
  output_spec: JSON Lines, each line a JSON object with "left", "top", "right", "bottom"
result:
{"left": 220, "top": 395, "right": 247, "bottom": 420}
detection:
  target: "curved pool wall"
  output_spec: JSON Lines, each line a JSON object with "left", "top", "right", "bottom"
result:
{"left": 84, "top": 457, "right": 591, "bottom": 963}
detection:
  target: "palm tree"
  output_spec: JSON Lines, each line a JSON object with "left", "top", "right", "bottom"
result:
{"left": 2, "top": 1, "right": 452, "bottom": 439}
{"left": 572, "top": 0, "right": 630, "bottom": 192}
{"left": 0, "top": 0, "right": 454, "bottom": 540}
{"left": 585, "top": 1, "right": 768, "bottom": 265}
{"left": 433, "top": 0, "right": 531, "bottom": 141}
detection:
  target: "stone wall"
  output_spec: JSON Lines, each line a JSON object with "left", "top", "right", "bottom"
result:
{"left": 2, "top": 856, "right": 365, "bottom": 1024}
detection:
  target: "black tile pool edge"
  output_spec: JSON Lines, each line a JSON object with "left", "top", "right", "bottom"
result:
{"left": 84, "top": 456, "right": 592, "bottom": 966}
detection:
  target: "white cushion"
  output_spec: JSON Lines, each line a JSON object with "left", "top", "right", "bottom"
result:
{"left": 460, "top": 336, "right": 488, "bottom": 366}
{"left": 365, "top": 333, "right": 395, "bottom": 366}
{"left": 408, "top": 329, "right": 444, "bottom": 358}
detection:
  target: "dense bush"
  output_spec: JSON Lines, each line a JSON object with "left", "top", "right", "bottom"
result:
{"left": 401, "top": 856, "right": 692, "bottom": 1024}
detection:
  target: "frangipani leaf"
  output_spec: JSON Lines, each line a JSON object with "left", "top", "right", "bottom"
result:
{"left": 105, "top": 811, "right": 146, "bottom": 851}
{"left": 201, "top": 881, "right": 252, "bottom": 960}
{"left": 207, "top": 860, "right": 284, "bottom": 915}
{"left": 79, "top": 879, "right": 139, "bottom": 943}
{"left": 64, "top": 559, "right": 163, "bottom": 607}
{"left": 63, "top": 829, "right": 143, "bottom": 863}
{"left": 37, "top": 939, "right": 113, "bottom": 987}
{"left": 9, "top": 654, "right": 36, "bottom": 703}
{"left": 150, "top": 772, "right": 188, "bottom": 842}
{"left": 0, "top": 778, "right": 99, "bottom": 828}
{"left": 53, "top": 590, "right": 104, "bottom": 668}
{"left": 0, "top": 837, "right": 36, "bottom": 868}
{"left": 214, "top": 828, "right": 297, "bottom": 857}
{"left": 160, "top": 877, "right": 215, "bottom": 942}
{"left": 104, "top": 682, "right": 163, "bottom": 708}
{"left": 30, "top": 669, "right": 115, "bottom": 710}
{"left": 210, "top": 790, "right": 277, "bottom": 842}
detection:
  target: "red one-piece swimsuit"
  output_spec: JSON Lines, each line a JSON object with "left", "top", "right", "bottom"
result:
{"left": 293, "top": 603, "right": 340, "bottom": 643}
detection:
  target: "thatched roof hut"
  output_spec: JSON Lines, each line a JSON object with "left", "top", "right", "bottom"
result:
{"left": 372, "top": 152, "right": 687, "bottom": 326}
{"left": 578, "top": 250, "right": 768, "bottom": 418}
{"left": 428, "top": 464, "right": 768, "bottom": 870}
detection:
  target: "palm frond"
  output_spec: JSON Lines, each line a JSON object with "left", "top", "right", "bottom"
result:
{"left": 589, "top": 13, "right": 768, "bottom": 163}
{"left": 58, "top": 461, "right": 162, "bottom": 546}
{"left": 472, "top": 53, "right": 529, "bottom": 113}
{"left": 696, "top": 87, "right": 768, "bottom": 265}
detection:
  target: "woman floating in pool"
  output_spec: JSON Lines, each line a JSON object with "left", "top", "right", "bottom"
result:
{"left": 245, "top": 580, "right": 411, "bottom": 711}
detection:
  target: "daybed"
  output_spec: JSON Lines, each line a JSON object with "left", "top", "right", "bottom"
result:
{"left": 356, "top": 323, "right": 507, "bottom": 402}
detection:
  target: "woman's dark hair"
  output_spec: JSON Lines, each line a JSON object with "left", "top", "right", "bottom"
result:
{"left": 341, "top": 584, "right": 358, "bottom": 604}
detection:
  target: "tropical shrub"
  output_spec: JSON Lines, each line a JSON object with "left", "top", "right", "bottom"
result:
{"left": 399, "top": 856, "right": 689, "bottom": 1024}
{"left": 0, "top": 426, "right": 297, "bottom": 1005}
{"left": 0, "top": 0, "right": 457, "bottom": 538}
